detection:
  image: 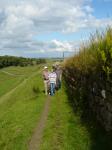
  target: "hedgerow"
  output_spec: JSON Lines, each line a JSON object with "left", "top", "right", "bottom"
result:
{"left": 63, "top": 28, "right": 112, "bottom": 131}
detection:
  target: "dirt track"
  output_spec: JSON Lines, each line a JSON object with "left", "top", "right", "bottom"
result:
{"left": 28, "top": 95, "right": 51, "bottom": 150}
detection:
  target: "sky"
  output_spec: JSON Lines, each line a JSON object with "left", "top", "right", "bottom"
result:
{"left": 0, "top": 0, "right": 112, "bottom": 58}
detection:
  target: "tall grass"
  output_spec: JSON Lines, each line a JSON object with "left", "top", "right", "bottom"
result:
{"left": 64, "top": 28, "right": 112, "bottom": 76}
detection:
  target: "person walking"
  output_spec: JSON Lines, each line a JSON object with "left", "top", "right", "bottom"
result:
{"left": 48, "top": 66, "right": 57, "bottom": 96}
{"left": 55, "top": 63, "right": 62, "bottom": 90}
{"left": 42, "top": 66, "right": 50, "bottom": 95}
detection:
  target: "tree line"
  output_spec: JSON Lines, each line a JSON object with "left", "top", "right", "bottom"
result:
{"left": 0, "top": 55, "right": 46, "bottom": 68}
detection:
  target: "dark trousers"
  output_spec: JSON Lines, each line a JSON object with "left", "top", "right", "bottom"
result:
{"left": 56, "top": 79, "right": 61, "bottom": 90}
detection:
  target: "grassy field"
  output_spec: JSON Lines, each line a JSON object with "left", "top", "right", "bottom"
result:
{"left": 0, "top": 64, "right": 112, "bottom": 150}
{"left": 0, "top": 65, "right": 46, "bottom": 150}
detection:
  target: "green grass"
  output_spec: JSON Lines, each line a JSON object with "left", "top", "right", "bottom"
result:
{"left": 0, "top": 75, "right": 23, "bottom": 97}
{"left": 0, "top": 64, "right": 112, "bottom": 150}
{"left": 40, "top": 83, "right": 112, "bottom": 150}
{"left": 40, "top": 85, "right": 91, "bottom": 150}
{"left": 0, "top": 65, "right": 46, "bottom": 150}
{"left": 0, "top": 65, "right": 43, "bottom": 97}
{"left": 0, "top": 70, "right": 24, "bottom": 97}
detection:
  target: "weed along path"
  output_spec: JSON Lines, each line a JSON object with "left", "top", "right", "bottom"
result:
{"left": 28, "top": 95, "right": 51, "bottom": 150}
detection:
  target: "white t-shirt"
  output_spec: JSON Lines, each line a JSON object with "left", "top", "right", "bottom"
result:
{"left": 48, "top": 72, "right": 57, "bottom": 84}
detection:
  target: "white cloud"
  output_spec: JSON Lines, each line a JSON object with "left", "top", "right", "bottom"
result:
{"left": 84, "top": 5, "right": 94, "bottom": 13}
{"left": 0, "top": 0, "right": 112, "bottom": 57}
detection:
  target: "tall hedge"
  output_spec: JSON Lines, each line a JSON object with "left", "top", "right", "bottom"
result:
{"left": 63, "top": 28, "right": 112, "bottom": 131}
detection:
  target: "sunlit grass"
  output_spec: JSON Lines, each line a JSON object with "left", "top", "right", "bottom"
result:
{"left": 0, "top": 65, "right": 46, "bottom": 150}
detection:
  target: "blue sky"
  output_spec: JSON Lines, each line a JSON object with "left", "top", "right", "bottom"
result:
{"left": 0, "top": 0, "right": 112, "bottom": 58}
{"left": 93, "top": 0, "right": 112, "bottom": 18}
{"left": 35, "top": 0, "right": 112, "bottom": 42}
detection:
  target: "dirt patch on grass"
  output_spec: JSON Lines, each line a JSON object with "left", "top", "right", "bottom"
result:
{"left": 28, "top": 95, "right": 51, "bottom": 150}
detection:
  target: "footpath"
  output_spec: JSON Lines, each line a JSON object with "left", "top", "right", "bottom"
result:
{"left": 28, "top": 86, "right": 91, "bottom": 150}
{"left": 28, "top": 96, "right": 51, "bottom": 150}
{"left": 28, "top": 84, "right": 112, "bottom": 150}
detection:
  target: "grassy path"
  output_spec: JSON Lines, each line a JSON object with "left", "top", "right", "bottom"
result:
{"left": 39, "top": 84, "right": 112, "bottom": 150}
{"left": 40, "top": 86, "right": 90, "bottom": 150}
{"left": 29, "top": 96, "right": 51, "bottom": 150}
